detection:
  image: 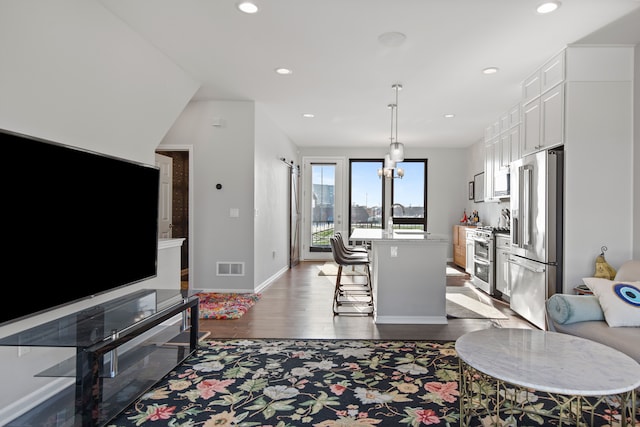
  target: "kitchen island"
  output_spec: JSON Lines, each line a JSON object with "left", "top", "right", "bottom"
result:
{"left": 349, "top": 229, "right": 450, "bottom": 324}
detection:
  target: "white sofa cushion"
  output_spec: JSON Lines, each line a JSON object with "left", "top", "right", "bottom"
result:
{"left": 614, "top": 259, "right": 640, "bottom": 281}
{"left": 583, "top": 277, "right": 640, "bottom": 327}
{"left": 552, "top": 320, "right": 640, "bottom": 363}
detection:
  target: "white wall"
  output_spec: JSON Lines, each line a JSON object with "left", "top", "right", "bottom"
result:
{"left": 159, "top": 101, "right": 299, "bottom": 292}
{"left": 0, "top": 0, "right": 198, "bottom": 420}
{"left": 563, "top": 46, "right": 635, "bottom": 288}
{"left": 298, "top": 145, "right": 468, "bottom": 260}
{"left": 159, "top": 100, "right": 257, "bottom": 291}
{"left": 0, "top": 0, "right": 198, "bottom": 165}
{"left": 254, "top": 103, "right": 299, "bottom": 288}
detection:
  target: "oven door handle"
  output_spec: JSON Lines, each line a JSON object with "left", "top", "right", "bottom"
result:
{"left": 473, "top": 238, "right": 490, "bottom": 245}
{"left": 473, "top": 257, "right": 491, "bottom": 266}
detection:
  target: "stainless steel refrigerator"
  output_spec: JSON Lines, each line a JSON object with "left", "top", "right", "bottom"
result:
{"left": 509, "top": 148, "right": 564, "bottom": 330}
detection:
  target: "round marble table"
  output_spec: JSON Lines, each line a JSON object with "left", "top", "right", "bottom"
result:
{"left": 455, "top": 328, "right": 640, "bottom": 426}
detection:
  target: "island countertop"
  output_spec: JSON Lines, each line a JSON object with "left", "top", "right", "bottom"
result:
{"left": 349, "top": 228, "right": 449, "bottom": 242}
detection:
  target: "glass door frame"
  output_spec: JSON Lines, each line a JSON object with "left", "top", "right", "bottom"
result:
{"left": 301, "top": 156, "right": 345, "bottom": 261}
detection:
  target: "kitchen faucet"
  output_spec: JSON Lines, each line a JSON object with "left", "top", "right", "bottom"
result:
{"left": 391, "top": 203, "right": 405, "bottom": 214}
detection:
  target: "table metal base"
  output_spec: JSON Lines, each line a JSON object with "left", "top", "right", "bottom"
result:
{"left": 459, "top": 360, "right": 638, "bottom": 426}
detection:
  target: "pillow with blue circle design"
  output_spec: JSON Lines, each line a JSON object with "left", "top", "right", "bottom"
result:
{"left": 582, "top": 277, "right": 640, "bottom": 327}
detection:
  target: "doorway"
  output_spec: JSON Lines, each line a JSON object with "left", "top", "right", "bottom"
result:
{"left": 156, "top": 147, "right": 193, "bottom": 289}
{"left": 301, "top": 157, "right": 345, "bottom": 260}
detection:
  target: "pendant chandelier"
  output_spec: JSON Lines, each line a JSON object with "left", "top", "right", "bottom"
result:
{"left": 378, "top": 83, "right": 405, "bottom": 179}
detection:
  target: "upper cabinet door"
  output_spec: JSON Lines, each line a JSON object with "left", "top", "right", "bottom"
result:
{"left": 540, "top": 51, "right": 565, "bottom": 93}
{"left": 508, "top": 104, "right": 521, "bottom": 128}
{"left": 541, "top": 83, "right": 564, "bottom": 149}
{"left": 522, "top": 71, "right": 541, "bottom": 105}
{"left": 521, "top": 98, "right": 541, "bottom": 156}
{"left": 509, "top": 126, "right": 520, "bottom": 163}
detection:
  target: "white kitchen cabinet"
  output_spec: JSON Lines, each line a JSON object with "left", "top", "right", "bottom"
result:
{"left": 522, "top": 71, "right": 541, "bottom": 105}
{"left": 498, "top": 133, "right": 510, "bottom": 170}
{"left": 540, "top": 83, "right": 564, "bottom": 148}
{"left": 508, "top": 126, "right": 520, "bottom": 163}
{"left": 521, "top": 98, "right": 541, "bottom": 156}
{"left": 465, "top": 229, "right": 475, "bottom": 274}
{"left": 514, "top": 45, "right": 634, "bottom": 292}
{"left": 540, "top": 51, "right": 565, "bottom": 93}
{"left": 495, "top": 235, "right": 511, "bottom": 300}
{"left": 508, "top": 104, "right": 520, "bottom": 129}
{"left": 521, "top": 83, "right": 564, "bottom": 157}
{"left": 484, "top": 138, "right": 496, "bottom": 201}
{"left": 522, "top": 50, "right": 564, "bottom": 105}
{"left": 483, "top": 101, "right": 520, "bottom": 201}
{"left": 521, "top": 49, "right": 566, "bottom": 157}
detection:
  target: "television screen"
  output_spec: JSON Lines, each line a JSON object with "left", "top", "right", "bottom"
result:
{"left": 1, "top": 128, "right": 160, "bottom": 325}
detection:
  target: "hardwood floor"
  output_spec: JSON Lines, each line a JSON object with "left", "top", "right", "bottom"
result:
{"left": 197, "top": 261, "right": 535, "bottom": 342}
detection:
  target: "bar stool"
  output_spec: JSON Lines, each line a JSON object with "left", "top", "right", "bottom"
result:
{"left": 329, "top": 236, "right": 373, "bottom": 316}
{"left": 334, "top": 232, "right": 368, "bottom": 254}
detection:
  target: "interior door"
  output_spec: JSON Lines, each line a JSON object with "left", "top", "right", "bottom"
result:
{"left": 302, "top": 157, "right": 344, "bottom": 260}
{"left": 155, "top": 153, "right": 173, "bottom": 238}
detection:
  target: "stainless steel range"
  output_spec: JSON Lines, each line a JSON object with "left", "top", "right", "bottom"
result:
{"left": 471, "top": 226, "right": 510, "bottom": 295}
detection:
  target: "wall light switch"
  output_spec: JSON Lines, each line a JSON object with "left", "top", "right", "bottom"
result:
{"left": 230, "top": 208, "right": 240, "bottom": 218}
{"left": 390, "top": 246, "right": 398, "bottom": 257}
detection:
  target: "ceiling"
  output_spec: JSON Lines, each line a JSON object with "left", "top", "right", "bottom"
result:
{"left": 100, "top": 0, "right": 640, "bottom": 149}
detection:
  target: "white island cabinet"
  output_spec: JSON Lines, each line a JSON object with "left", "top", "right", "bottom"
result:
{"left": 349, "top": 229, "right": 450, "bottom": 324}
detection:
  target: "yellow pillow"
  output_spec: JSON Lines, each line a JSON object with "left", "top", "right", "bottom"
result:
{"left": 582, "top": 277, "right": 640, "bottom": 327}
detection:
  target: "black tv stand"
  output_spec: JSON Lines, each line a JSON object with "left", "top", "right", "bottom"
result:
{"left": 0, "top": 289, "right": 200, "bottom": 426}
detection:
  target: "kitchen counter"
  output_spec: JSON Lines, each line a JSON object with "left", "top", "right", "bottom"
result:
{"left": 350, "top": 228, "right": 450, "bottom": 324}
{"left": 350, "top": 228, "right": 449, "bottom": 242}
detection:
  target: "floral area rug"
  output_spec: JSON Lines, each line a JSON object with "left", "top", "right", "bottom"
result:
{"left": 107, "top": 339, "right": 636, "bottom": 426}
{"left": 195, "top": 292, "right": 261, "bottom": 319}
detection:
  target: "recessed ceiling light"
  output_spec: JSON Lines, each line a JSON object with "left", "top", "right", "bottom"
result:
{"left": 237, "top": 2, "right": 258, "bottom": 14}
{"left": 275, "top": 67, "right": 292, "bottom": 75}
{"left": 482, "top": 67, "right": 499, "bottom": 75}
{"left": 302, "top": 113, "right": 315, "bottom": 118}
{"left": 536, "top": 1, "right": 561, "bottom": 14}
{"left": 444, "top": 114, "right": 455, "bottom": 119}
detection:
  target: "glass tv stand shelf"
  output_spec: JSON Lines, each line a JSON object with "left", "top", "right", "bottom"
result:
{"left": 0, "top": 289, "right": 200, "bottom": 427}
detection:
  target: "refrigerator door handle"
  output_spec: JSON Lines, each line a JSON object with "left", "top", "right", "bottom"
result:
{"left": 507, "top": 257, "right": 546, "bottom": 273}
{"left": 522, "top": 165, "right": 533, "bottom": 248}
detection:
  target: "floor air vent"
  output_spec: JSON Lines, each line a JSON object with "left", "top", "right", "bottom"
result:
{"left": 216, "top": 262, "right": 245, "bottom": 276}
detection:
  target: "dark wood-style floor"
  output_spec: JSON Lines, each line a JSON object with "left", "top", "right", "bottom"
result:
{"left": 196, "top": 261, "right": 535, "bottom": 341}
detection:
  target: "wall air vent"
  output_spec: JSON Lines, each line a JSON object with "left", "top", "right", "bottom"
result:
{"left": 216, "top": 262, "right": 245, "bottom": 276}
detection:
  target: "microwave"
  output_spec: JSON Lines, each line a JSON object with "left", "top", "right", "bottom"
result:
{"left": 493, "top": 171, "right": 510, "bottom": 197}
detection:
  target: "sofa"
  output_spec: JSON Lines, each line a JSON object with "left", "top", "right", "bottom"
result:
{"left": 546, "top": 259, "right": 640, "bottom": 363}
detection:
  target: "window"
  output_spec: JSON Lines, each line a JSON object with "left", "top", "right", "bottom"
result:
{"left": 391, "top": 159, "right": 427, "bottom": 230}
{"left": 349, "top": 160, "right": 383, "bottom": 235}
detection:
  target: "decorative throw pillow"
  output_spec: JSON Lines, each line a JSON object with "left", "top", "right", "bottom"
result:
{"left": 582, "top": 277, "right": 640, "bottom": 327}
{"left": 546, "top": 294, "right": 604, "bottom": 325}
{"left": 614, "top": 260, "right": 640, "bottom": 281}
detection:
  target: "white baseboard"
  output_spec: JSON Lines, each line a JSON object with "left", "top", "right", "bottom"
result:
{"left": 194, "top": 265, "right": 288, "bottom": 295}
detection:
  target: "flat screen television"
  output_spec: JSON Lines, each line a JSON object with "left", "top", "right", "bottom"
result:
{"left": 1, "top": 128, "right": 160, "bottom": 325}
